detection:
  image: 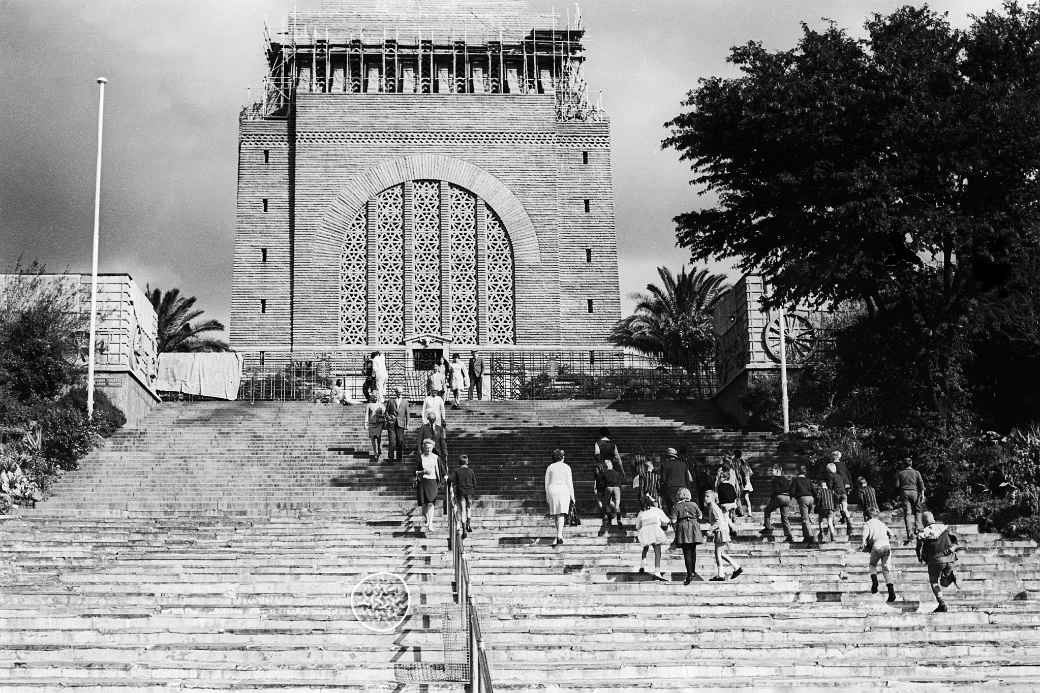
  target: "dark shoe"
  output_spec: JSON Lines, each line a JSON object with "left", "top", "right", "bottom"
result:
{"left": 886, "top": 584, "right": 897, "bottom": 603}
{"left": 870, "top": 574, "right": 879, "bottom": 594}
{"left": 557, "top": 538, "right": 564, "bottom": 546}
{"left": 616, "top": 515, "right": 624, "bottom": 528}
{"left": 730, "top": 567, "right": 743, "bottom": 580}
{"left": 710, "top": 576, "right": 726, "bottom": 582}
{"left": 683, "top": 574, "right": 693, "bottom": 586}
{"left": 933, "top": 602, "right": 948, "bottom": 613}
{"left": 784, "top": 535, "right": 795, "bottom": 543}
{"left": 465, "top": 520, "right": 473, "bottom": 533}
{"left": 598, "top": 524, "right": 608, "bottom": 537}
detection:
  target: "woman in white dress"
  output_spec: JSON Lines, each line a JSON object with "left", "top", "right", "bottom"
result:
{"left": 447, "top": 354, "right": 469, "bottom": 410}
{"left": 544, "top": 449, "right": 576, "bottom": 546}
{"left": 371, "top": 351, "right": 388, "bottom": 402}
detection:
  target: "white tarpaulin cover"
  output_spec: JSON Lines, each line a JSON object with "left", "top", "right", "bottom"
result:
{"left": 156, "top": 353, "right": 243, "bottom": 400}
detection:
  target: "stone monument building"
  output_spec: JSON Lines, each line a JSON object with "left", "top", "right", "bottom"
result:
{"left": 230, "top": 0, "right": 621, "bottom": 370}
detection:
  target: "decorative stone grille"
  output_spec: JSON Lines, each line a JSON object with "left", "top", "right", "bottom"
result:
{"left": 449, "top": 184, "right": 479, "bottom": 344}
{"left": 339, "top": 211, "right": 368, "bottom": 344}
{"left": 486, "top": 210, "right": 516, "bottom": 344}
{"left": 413, "top": 180, "right": 441, "bottom": 335}
{"left": 376, "top": 185, "right": 405, "bottom": 344}
{"left": 338, "top": 180, "right": 515, "bottom": 346}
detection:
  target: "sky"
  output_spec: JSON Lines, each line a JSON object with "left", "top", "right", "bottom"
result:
{"left": 0, "top": 0, "right": 1005, "bottom": 334}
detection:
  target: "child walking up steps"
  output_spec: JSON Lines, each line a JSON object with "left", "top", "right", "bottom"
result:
{"left": 635, "top": 498, "right": 671, "bottom": 581}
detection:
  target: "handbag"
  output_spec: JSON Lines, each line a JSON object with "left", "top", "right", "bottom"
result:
{"left": 565, "top": 501, "right": 582, "bottom": 527}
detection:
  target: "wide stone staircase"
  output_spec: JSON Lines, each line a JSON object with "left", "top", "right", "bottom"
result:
{"left": 1, "top": 398, "right": 1038, "bottom": 691}
{"left": 440, "top": 402, "right": 1040, "bottom": 691}
{"left": 0, "top": 402, "right": 464, "bottom": 692}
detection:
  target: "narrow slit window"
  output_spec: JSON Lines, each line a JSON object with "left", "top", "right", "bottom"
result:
{"left": 583, "top": 199, "right": 590, "bottom": 213}
{"left": 262, "top": 198, "right": 269, "bottom": 212}
{"left": 261, "top": 248, "right": 268, "bottom": 263}
{"left": 263, "top": 149, "right": 270, "bottom": 164}
{"left": 582, "top": 151, "right": 589, "bottom": 165}
{"left": 587, "top": 299, "right": 594, "bottom": 314}
{"left": 585, "top": 248, "right": 592, "bottom": 263}
{"left": 260, "top": 299, "right": 267, "bottom": 314}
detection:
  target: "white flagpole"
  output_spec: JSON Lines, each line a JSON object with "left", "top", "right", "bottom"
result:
{"left": 777, "top": 305, "right": 790, "bottom": 433}
{"left": 87, "top": 77, "right": 107, "bottom": 421}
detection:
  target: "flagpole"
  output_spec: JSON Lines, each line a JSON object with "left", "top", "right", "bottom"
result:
{"left": 87, "top": 77, "right": 107, "bottom": 421}
{"left": 777, "top": 305, "right": 790, "bottom": 433}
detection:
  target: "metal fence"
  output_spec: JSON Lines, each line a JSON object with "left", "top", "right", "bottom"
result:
{"left": 394, "top": 483, "right": 493, "bottom": 691}
{"left": 233, "top": 350, "right": 716, "bottom": 402}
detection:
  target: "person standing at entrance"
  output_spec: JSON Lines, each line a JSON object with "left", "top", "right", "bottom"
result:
{"left": 364, "top": 394, "right": 385, "bottom": 462}
{"left": 545, "top": 449, "right": 576, "bottom": 547}
{"left": 371, "top": 351, "right": 388, "bottom": 402}
{"left": 447, "top": 354, "right": 468, "bottom": 410}
{"left": 384, "top": 387, "right": 409, "bottom": 463}
{"left": 468, "top": 351, "right": 485, "bottom": 401}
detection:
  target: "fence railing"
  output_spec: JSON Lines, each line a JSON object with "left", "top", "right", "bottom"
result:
{"left": 448, "top": 483, "right": 493, "bottom": 693}
{"left": 233, "top": 350, "right": 715, "bottom": 403}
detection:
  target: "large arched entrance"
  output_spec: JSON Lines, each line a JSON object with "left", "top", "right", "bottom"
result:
{"left": 339, "top": 180, "right": 516, "bottom": 346}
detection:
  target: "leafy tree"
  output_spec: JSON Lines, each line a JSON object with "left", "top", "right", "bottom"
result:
{"left": 610, "top": 266, "right": 729, "bottom": 375}
{"left": 0, "top": 262, "right": 86, "bottom": 402}
{"left": 146, "top": 287, "right": 229, "bottom": 353}
{"left": 663, "top": 3, "right": 1040, "bottom": 425}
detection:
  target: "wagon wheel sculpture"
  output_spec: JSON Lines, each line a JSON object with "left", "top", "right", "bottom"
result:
{"left": 762, "top": 313, "right": 817, "bottom": 365}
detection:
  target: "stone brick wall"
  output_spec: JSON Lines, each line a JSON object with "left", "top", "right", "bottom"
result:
{"left": 229, "top": 93, "right": 622, "bottom": 351}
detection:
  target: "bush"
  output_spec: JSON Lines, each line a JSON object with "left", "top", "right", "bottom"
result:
{"left": 59, "top": 388, "right": 126, "bottom": 439}
{"left": 39, "top": 407, "right": 93, "bottom": 471}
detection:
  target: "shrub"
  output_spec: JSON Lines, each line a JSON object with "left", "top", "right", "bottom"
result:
{"left": 39, "top": 407, "right": 93, "bottom": 471}
{"left": 59, "top": 388, "right": 126, "bottom": 439}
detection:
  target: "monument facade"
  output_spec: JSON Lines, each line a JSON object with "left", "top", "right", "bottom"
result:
{"left": 230, "top": 0, "right": 621, "bottom": 362}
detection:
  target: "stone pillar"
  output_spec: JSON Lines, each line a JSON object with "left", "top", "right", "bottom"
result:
{"left": 439, "top": 181, "right": 452, "bottom": 339}
{"left": 402, "top": 181, "right": 415, "bottom": 338}
{"left": 366, "top": 198, "right": 379, "bottom": 344}
{"left": 475, "top": 199, "right": 489, "bottom": 345}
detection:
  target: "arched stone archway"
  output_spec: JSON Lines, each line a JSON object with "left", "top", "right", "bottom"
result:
{"left": 318, "top": 154, "right": 541, "bottom": 265}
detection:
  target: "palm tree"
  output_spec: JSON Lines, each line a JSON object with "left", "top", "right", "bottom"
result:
{"left": 610, "top": 266, "right": 730, "bottom": 373}
{"left": 146, "top": 287, "right": 229, "bottom": 353}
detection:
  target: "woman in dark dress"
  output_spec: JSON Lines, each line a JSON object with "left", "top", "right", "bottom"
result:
{"left": 415, "top": 438, "right": 444, "bottom": 536}
{"left": 671, "top": 487, "right": 704, "bottom": 585}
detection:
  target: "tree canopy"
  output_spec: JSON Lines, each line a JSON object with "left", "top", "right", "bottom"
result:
{"left": 610, "top": 266, "right": 729, "bottom": 375}
{"left": 664, "top": 2, "right": 1040, "bottom": 428}
{"left": 146, "top": 287, "right": 229, "bottom": 353}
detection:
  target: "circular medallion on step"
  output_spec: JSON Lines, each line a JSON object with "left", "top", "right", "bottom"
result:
{"left": 350, "top": 571, "right": 411, "bottom": 633}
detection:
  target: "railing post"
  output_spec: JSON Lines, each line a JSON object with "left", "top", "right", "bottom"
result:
{"left": 470, "top": 605, "right": 479, "bottom": 692}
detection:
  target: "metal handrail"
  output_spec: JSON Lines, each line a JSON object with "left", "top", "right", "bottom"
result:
{"left": 447, "top": 483, "right": 493, "bottom": 693}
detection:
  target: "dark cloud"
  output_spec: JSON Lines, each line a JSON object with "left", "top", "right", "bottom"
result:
{"left": 1, "top": 0, "right": 1002, "bottom": 328}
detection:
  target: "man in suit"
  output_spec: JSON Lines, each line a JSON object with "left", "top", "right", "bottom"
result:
{"left": 383, "top": 387, "right": 410, "bottom": 462}
{"left": 468, "top": 351, "right": 485, "bottom": 401}
{"left": 417, "top": 411, "right": 448, "bottom": 463}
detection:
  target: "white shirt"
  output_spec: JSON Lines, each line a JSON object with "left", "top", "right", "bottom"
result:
{"left": 422, "top": 395, "right": 446, "bottom": 426}
{"left": 861, "top": 518, "right": 892, "bottom": 551}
